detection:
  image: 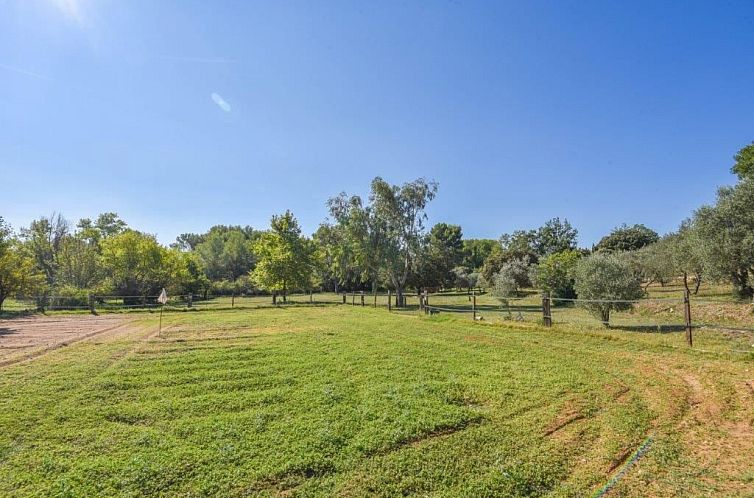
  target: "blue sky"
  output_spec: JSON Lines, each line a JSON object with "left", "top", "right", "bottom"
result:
{"left": 2, "top": 0, "right": 753, "bottom": 246}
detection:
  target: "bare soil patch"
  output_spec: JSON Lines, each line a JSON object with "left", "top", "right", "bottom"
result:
{"left": 0, "top": 314, "right": 129, "bottom": 366}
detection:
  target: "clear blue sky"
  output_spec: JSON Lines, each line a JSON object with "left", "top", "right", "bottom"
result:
{"left": 2, "top": 1, "right": 753, "bottom": 246}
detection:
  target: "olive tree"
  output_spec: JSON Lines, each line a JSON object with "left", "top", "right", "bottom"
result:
{"left": 490, "top": 258, "right": 532, "bottom": 298}
{"left": 693, "top": 180, "right": 754, "bottom": 298}
{"left": 668, "top": 222, "right": 705, "bottom": 294}
{"left": 573, "top": 253, "right": 644, "bottom": 326}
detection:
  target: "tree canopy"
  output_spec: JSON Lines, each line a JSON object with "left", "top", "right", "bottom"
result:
{"left": 732, "top": 141, "right": 754, "bottom": 180}
{"left": 328, "top": 177, "right": 438, "bottom": 304}
{"left": 595, "top": 224, "right": 659, "bottom": 253}
{"left": 251, "top": 211, "right": 317, "bottom": 296}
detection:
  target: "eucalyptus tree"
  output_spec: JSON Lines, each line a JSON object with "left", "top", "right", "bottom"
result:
{"left": 313, "top": 223, "right": 359, "bottom": 292}
{"left": 328, "top": 177, "right": 438, "bottom": 306}
{"left": 20, "top": 213, "right": 70, "bottom": 286}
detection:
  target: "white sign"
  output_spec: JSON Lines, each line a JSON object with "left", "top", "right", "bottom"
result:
{"left": 158, "top": 288, "right": 168, "bottom": 305}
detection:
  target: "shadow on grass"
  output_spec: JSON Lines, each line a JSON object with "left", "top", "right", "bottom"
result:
{"left": 0, "top": 310, "right": 37, "bottom": 320}
{"left": 607, "top": 324, "right": 688, "bottom": 333}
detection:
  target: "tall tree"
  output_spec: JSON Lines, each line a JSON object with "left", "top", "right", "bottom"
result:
{"left": 0, "top": 244, "right": 43, "bottom": 311}
{"left": 20, "top": 213, "right": 70, "bottom": 286}
{"left": 418, "top": 223, "right": 464, "bottom": 288}
{"left": 99, "top": 230, "right": 179, "bottom": 303}
{"left": 328, "top": 177, "right": 438, "bottom": 306}
{"left": 595, "top": 224, "right": 659, "bottom": 253}
{"left": 461, "top": 239, "right": 497, "bottom": 270}
{"left": 731, "top": 141, "right": 754, "bottom": 180}
{"left": 56, "top": 233, "right": 101, "bottom": 289}
{"left": 195, "top": 227, "right": 256, "bottom": 282}
{"left": 534, "top": 218, "right": 578, "bottom": 256}
{"left": 251, "top": 211, "right": 317, "bottom": 299}
{"left": 0, "top": 219, "right": 44, "bottom": 311}
{"left": 313, "top": 223, "right": 361, "bottom": 292}
{"left": 693, "top": 181, "right": 754, "bottom": 298}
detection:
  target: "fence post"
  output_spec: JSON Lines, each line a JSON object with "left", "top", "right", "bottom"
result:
{"left": 187, "top": 293, "right": 193, "bottom": 308}
{"left": 231, "top": 293, "right": 235, "bottom": 308}
{"left": 360, "top": 291, "right": 365, "bottom": 306}
{"left": 342, "top": 293, "right": 346, "bottom": 304}
{"left": 272, "top": 292, "right": 277, "bottom": 305}
{"left": 88, "top": 293, "right": 96, "bottom": 315}
{"left": 472, "top": 292, "right": 476, "bottom": 320}
{"left": 373, "top": 290, "right": 377, "bottom": 308}
{"left": 310, "top": 290, "right": 313, "bottom": 304}
{"left": 388, "top": 289, "right": 392, "bottom": 312}
{"left": 542, "top": 292, "right": 552, "bottom": 327}
{"left": 352, "top": 292, "right": 355, "bottom": 306}
{"left": 684, "top": 290, "right": 693, "bottom": 347}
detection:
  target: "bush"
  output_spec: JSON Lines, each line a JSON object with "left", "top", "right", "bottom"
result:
{"left": 210, "top": 276, "right": 258, "bottom": 296}
{"left": 530, "top": 250, "right": 580, "bottom": 299}
{"left": 491, "top": 258, "right": 532, "bottom": 299}
{"left": 572, "top": 253, "right": 644, "bottom": 326}
{"left": 50, "top": 285, "right": 90, "bottom": 309}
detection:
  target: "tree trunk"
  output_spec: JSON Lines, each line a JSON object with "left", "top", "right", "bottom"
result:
{"left": 693, "top": 272, "right": 702, "bottom": 295}
{"left": 682, "top": 272, "right": 691, "bottom": 295}
{"left": 600, "top": 308, "right": 610, "bottom": 328}
{"left": 731, "top": 270, "right": 754, "bottom": 299}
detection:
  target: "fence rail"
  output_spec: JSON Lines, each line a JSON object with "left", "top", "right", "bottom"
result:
{"left": 4, "top": 290, "right": 754, "bottom": 350}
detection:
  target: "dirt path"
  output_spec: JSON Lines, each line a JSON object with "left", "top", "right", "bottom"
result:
{"left": 614, "top": 356, "right": 754, "bottom": 496}
{"left": 0, "top": 314, "right": 131, "bottom": 367}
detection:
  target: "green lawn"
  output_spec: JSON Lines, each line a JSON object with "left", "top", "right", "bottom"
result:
{"left": 1, "top": 306, "right": 753, "bottom": 496}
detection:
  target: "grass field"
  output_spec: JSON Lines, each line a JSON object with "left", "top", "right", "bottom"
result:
{"left": 1, "top": 305, "right": 753, "bottom": 497}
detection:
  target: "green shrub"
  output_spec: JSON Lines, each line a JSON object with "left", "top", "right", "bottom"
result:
{"left": 573, "top": 253, "right": 644, "bottom": 326}
{"left": 530, "top": 250, "right": 581, "bottom": 299}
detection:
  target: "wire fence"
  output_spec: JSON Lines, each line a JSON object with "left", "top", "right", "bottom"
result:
{"left": 1, "top": 290, "right": 437, "bottom": 314}
{"left": 3, "top": 290, "right": 754, "bottom": 353}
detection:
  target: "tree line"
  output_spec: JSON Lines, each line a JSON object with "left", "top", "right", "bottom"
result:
{"left": 2, "top": 141, "right": 754, "bottom": 318}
